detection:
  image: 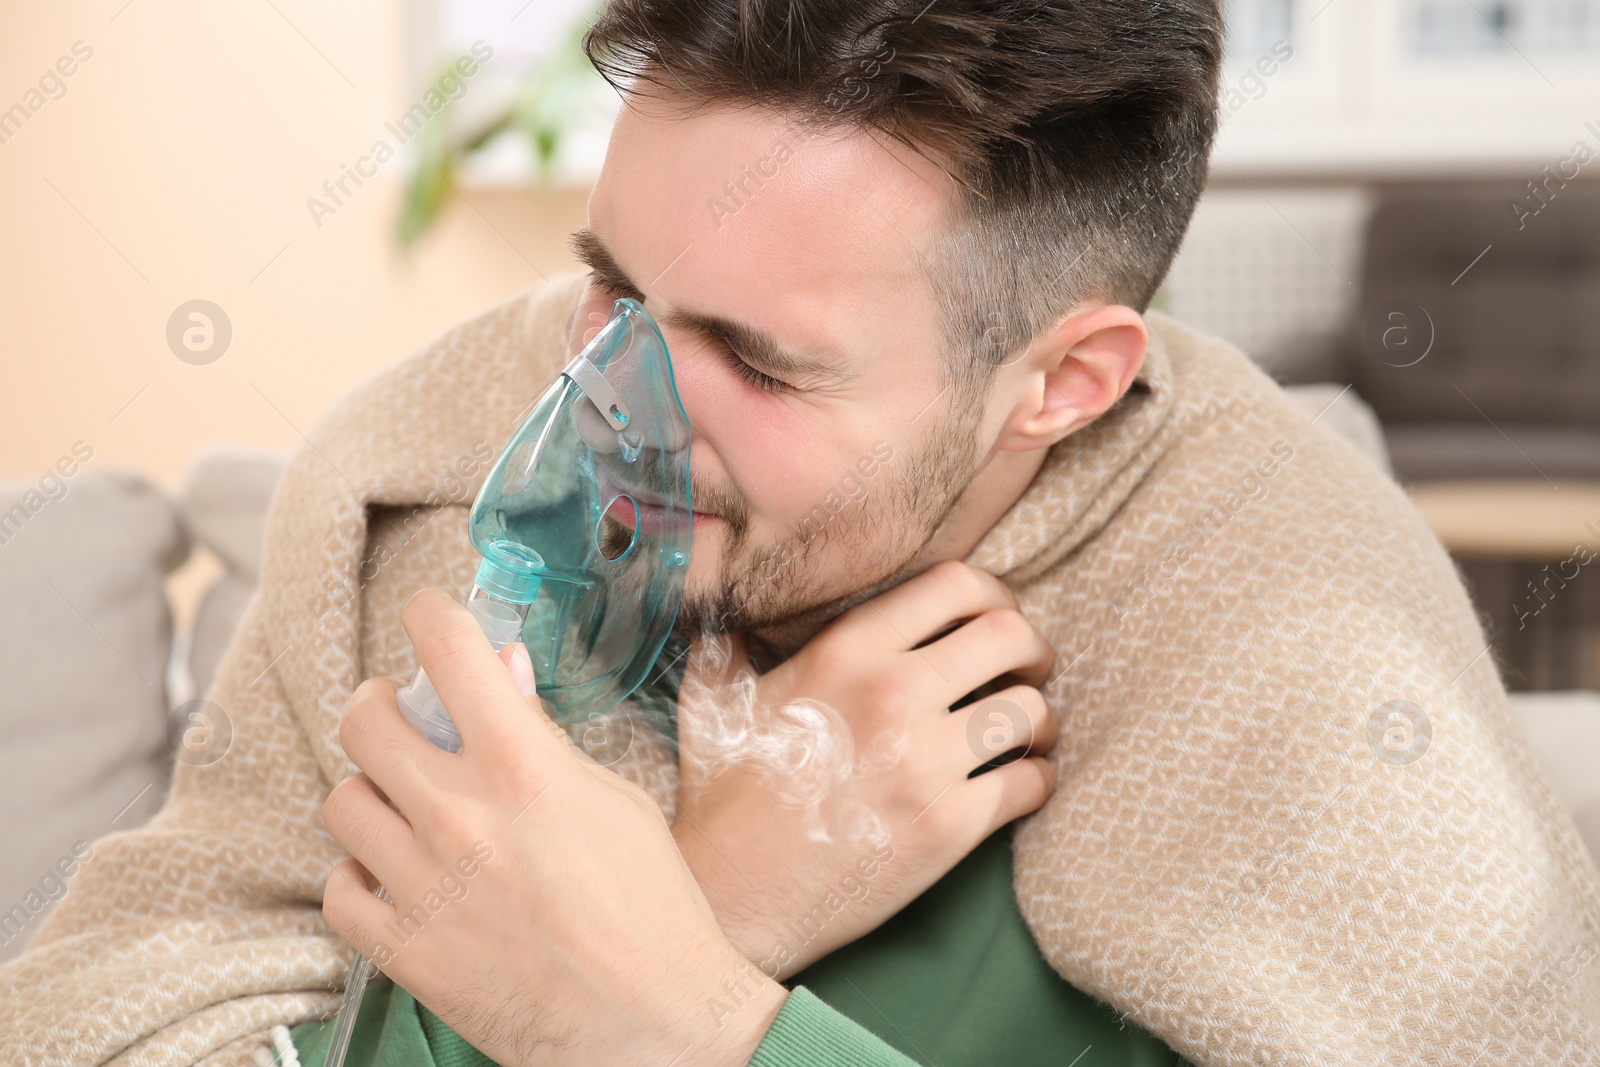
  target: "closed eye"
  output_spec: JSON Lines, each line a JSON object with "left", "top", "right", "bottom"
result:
{"left": 721, "top": 344, "right": 789, "bottom": 393}
{"left": 585, "top": 260, "right": 643, "bottom": 299}
{"left": 585, "top": 268, "right": 792, "bottom": 393}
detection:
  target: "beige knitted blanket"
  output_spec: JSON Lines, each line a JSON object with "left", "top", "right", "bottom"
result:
{"left": 5, "top": 272, "right": 1598, "bottom": 1066}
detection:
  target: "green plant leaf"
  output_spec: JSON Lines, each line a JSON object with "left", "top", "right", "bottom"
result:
{"left": 397, "top": 3, "right": 604, "bottom": 243}
{"left": 398, "top": 126, "right": 453, "bottom": 247}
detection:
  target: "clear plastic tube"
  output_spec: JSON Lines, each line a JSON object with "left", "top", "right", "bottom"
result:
{"left": 323, "top": 580, "right": 533, "bottom": 1067}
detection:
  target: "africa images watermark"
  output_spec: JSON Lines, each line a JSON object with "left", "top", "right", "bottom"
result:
{"left": 0, "top": 440, "right": 95, "bottom": 548}
{"left": 167, "top": 698, "right": 235, "bottom": 768}
{"left": 1509, "top": 116, "right": 1600, "bottom": 232}
{"left": 702, "top": 837, "right": 898, "bottom": 1032}
{"left": 1366, "top": 698, "right": 1431, "bottom": 766}
{"left": 752, "top": 838, "right": 895, "bottom": 982}
{"left": 746, "top": 440, "right": 897, "bottom": 594}
{"left": 366, "top": 839, "right": 494, "bottom": 968}
{"left": 1512, "top": 520, "right": 1600, "bottom": 632}
{"left": 1152, "top": 781, "right": 1348, "bottom": 986}
{"left": 305, "top": 41, "right": 493, "bottom": 230}
{"left": 0, "top": 841, "right": 95, "bottom": 949}
{"left": 705, "top": 125, "right": 819, "bottom": 229}
{"left": 705, "top": 39, "right": 896, "bottom": 230}
{"left": 1216, "top": 39, "right": 1294, "bottom": 128}
{"left": 166, "top": 299, "right": 233, "bottom": 365}
{"left": 0, "top": 39, "right": 94, "bottom": 148}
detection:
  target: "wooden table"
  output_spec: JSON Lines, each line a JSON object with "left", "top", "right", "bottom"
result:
{"left": 1406, "top": 480, "right": 1600, "bottom": 690}
{"left": 1406, "top": 480, "right": 1600, "bottom": 561}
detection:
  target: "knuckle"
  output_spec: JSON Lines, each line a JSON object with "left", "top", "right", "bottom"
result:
{"left": 344, "top": 677, "right": 382, "bottom": 714}
{"left": 929, "top": 559, "right": 985, "bottom": 601}
{"left": 426, "top": 801, "right": 481, "bottom": 849}
{"left": 323, "top": 785, "right": 382, "bottom": 860}
{"left": 1012, "top": 759, "right": 1054, "bottom": 812}
{"left": 415, "top": 620, "right": 479, "bottom": 670}
{"left": 614, "top": 775, "right": 665, "bottom": 821}
{"left": 321, "top": 885, "right": 344, "bottom": 928}
{"left": 981, "top": 608, "right": 1033, "bottom": 648}
{"left": 1011, "top": 685, "right": 1049, "bottom": 719}
{"left": 863, "top": 668, "right": 917, "bottom": 715}
{"left": 323, "top": 775, "right": 359, "bottom": 826}
{"left": 968, "top": 699, "right": 1029, "bottom": 755}
{"left": 340, "top": 683, "right": 383, "bottom": 750}
{"left": 321, "top": 884, "right": 369, "bottom": 948}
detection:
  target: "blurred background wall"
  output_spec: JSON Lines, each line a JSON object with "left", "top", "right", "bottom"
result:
{"left": 0, "top": 1, "right": 596, "bottom": 493}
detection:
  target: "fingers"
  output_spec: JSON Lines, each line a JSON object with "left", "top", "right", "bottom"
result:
{"left": 832, "top": 560, "right": 1020, "bottom": 654}
{"left": 920, "top": 609, "right": 1057, "bottom": 705}
{"left": 340, "top": 676, "right": 445, "bottom": 817}
{"left": 322, "top": 855, "right": 393, "bottom": 963}
{"left": 940, "top": 686, "right": 1059, "bottom": 778}
{"left": 324, "top": 772, "right": 420, "bottom": 896}
{"left": 400, "top": 588, "right": 565, "bottom": 762}
{"left": 963, "top": 756, "right": 1057, "bottom": 841}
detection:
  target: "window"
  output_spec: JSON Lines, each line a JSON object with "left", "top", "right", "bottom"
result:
{"left": 1215, "top": 0, "right": 1600, "bottom": 178}
{"left": 1410, "top": 0, "right": 1600, "bottom": 53}
{"left": 409, "top": 0, "right": 617, "bottom": 183}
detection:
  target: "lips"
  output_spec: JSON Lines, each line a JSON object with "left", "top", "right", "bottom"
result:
{"left": 598, "top": 475, "right": 719, "bottom": 530}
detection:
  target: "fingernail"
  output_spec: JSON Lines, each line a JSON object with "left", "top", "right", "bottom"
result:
{"left": 509, "top": 643, "right": 538, "bottom": 698}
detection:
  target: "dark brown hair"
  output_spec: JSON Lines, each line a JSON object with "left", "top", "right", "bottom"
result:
{"left": 584, "top": 0, "right": 1223, "bottom": 398}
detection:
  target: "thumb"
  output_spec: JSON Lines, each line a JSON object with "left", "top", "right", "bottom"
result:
{"left": 499, "top": 641, "right": 541, "bottom": 702}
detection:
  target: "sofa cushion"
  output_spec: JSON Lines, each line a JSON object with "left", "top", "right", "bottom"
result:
{"left": 1507, "top": 691, "right": 1600, "bottom": 870}
{"left": 1343, "top": 184, "right": 1600, "bottom": 428}
{"left": 0, "top": 470, "right": 185, "bottom": 960}
{"left": 1381, "top": 422, "right": 1600, "bottom": 483}
{"left": 177, "top": 448, "right": 287, "bottom": 700}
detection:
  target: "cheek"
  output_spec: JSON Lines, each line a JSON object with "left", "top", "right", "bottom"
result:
{"left": 668, "top": 341, "right": 887, "bottom": 527}
{"left": 672, "top": 343, "right": 804, "bottom": 492}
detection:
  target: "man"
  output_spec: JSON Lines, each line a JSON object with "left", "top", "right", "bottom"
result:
{"left": 6, "top": 1, "right": 1600, "bottom": 1064}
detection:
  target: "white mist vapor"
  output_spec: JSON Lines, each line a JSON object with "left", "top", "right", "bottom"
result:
{"left": 678, "top": 632, "right": 901, "bottom": 848}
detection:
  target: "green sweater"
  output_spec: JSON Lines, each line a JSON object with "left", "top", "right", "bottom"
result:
{"left": 290, "top": 825, "right": 1188, "bottom": 1066}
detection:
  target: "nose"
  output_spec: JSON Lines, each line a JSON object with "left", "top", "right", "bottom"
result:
{"left": 653, "top": 325, "right": 725, "bottom": 446}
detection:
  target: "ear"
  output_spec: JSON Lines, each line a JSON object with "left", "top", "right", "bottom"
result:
{"left": 993, "top": 304, "right": 1148, "bottom": 453}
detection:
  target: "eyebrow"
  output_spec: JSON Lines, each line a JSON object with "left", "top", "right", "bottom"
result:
{"left": 569, "top": 226, "right": 849, "bottom": 386}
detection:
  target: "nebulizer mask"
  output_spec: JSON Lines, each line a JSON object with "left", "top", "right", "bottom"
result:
{"left": 396, "top": 294, "right": 694, "bottom": 742}
{"left": 323, "top": 296, "right": 694, "bottom": 1067}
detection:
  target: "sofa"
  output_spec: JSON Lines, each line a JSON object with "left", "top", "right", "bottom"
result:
{"left": 1338, "top": 183, "right": 1600, "bottom": 483}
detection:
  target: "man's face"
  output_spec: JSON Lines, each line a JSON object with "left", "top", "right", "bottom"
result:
{"left": 576, "top": 93, "right": 990, "bottom": 646}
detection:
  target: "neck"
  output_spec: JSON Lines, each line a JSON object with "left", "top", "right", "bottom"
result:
{"left": 749, "top": 442, "right": 1050, "bottom": 659}
{"left": 906, "top": 443, "right": 1048, "bottom": 573}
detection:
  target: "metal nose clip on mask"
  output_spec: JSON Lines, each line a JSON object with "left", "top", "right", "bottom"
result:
{"left": 322, "top": 297, "right": 693, "bottom": 1067}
